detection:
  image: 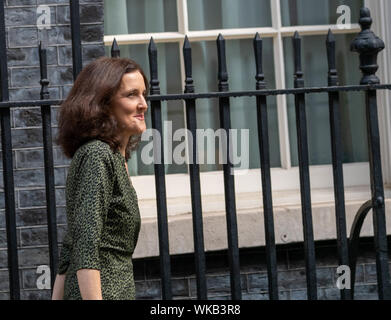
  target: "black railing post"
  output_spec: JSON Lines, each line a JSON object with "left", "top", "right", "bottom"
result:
{"left": 351, "top": 7, "right": 391, "bottom": 300}
{"left": 292, "top": 31, "right": 318, "bottom": 300}
{"left": 0, "top": 0, "right": 20, "bottom": 300}
{"left": 148, "top": 37, "right": 172, "bottom": 300}
{"left": 253, "top": 32, "right": 279, "bottom": 300}
{"left": 70, "top": 0, "right": 82, "bottom": 79}
{"left": 216, "top": 34, "right": 242, "bottom": 300}
{"left": 38, "top": 33, "right": 59, "bottom": 292}
{"left": 326, "top": 29, "right": 351, "bottom": 300}
{"left": 183, "top": 36, "right": 208, "bottom": 300}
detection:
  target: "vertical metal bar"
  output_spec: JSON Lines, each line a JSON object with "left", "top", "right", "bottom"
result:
{"left": 326, "top": 29, "right": 351, "bottom": 300}
{"left": 292, "top": 31, "right": 317, "bottom": 300}
{"left": 148, "top": 38, "right": 172, "bottom": 300}
{"left": 351, "top": 7, "right": 391, "bottom": 300}
{"left": 0, "top": 0, "right": 20, "bottom": 300}
{"left": 216, "top": 34, "right": 241, "bottom": 300}
{"left": 183, "top": 36, "right": 207, "bottom": 300}
{"left": 365, "top": 88, "right": 391, "bottom": 299}
{"left": 38, "top": 33, "right": 59, "bottom": 292}
{"left": 348, "top": 200, "right": 373, "bottom": 298}
{"left": 253, "top": 33, "right": 279, "bottom": 300}
{"left": 70, "top": 0, "right": 82, "bottom": 79}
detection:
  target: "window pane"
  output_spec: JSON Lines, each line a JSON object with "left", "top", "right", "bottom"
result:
{"left": 283, "top": 34, "right": 368, "bottom": 166}
{"left": 187, "top": 0, "right": 272, "bottom": 31}
{"left": 190, "top": 38, "right": 280, "bottom": 172}
{"left": 104, "top": 43, "right": 186, "bottom": 176}
{"left": 281, "top": 0, "right": 363, "bottom": 26}
{"left": 104, "top": 0, "right": 178, "bottom": 35}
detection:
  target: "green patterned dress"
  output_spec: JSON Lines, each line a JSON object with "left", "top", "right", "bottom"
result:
{"left": 57, "top": 138, "right": 141, "bottom": 300}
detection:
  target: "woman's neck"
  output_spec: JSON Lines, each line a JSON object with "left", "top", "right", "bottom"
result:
{"left": 118, "top": 133, "right": 131, "bottom": 158}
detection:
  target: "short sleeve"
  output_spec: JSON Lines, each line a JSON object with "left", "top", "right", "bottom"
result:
{"left": 71, "top": 149, "right": 114, "bottom": 271}
{"left": 57, "top": 229, "right": 72, "bottom": 274}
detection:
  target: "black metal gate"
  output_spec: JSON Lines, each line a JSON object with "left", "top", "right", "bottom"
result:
{"left": 0, "top": 1, "right": 390, "bottom": 300}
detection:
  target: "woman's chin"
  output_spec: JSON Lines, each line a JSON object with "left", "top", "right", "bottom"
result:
{"left": 129, "top": 125, "right": 146, "bottom": 135}
{"left": 137, "top": 124, "right": 146, "bottom": 134}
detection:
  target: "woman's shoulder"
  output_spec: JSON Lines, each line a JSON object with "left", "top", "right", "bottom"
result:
{"left": 66, "top": 139, "right": 116, "bottom": 189}
{"left": 73, "top": 139, "right": 116, "bottom": 164}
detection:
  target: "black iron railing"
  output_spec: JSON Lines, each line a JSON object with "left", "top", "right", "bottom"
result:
{"left": 0, "top": 1, "right": 390, "bottom": 300}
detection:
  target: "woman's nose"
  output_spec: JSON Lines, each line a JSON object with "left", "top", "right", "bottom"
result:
{"left": 139, "top": 95, "right": 148, "bottom": 110}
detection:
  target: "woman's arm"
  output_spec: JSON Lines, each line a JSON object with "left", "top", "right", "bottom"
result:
{"left": 70, "top": 150, "right": 114, "bottom": 300}
{"left": 51, "top": 274, "right": 66, "bottom": 300}
{"left": 76, "top": 269, "right": 103, "bottom": 300}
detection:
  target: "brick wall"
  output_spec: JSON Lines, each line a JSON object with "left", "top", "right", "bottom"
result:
{"left": 0, "top": 0, "right": 104, "bottom": 300}
{"left": 133, "top": 237, "right": 391, "bottom": 300}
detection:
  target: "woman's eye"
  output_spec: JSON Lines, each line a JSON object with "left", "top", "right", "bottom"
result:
{"left": 127, "top": 91, "right": 147, "bottom": 99}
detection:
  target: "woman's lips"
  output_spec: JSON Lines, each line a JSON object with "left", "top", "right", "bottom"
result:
{"left": 134, "top": 114, "right": 144, "bottom": 120}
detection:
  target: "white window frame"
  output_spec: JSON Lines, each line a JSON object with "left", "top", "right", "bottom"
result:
{"left": 103, "top": 0, "right": 389, "bottom": 201}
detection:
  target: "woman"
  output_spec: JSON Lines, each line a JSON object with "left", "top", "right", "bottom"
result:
{"left": 51, "top": 56, "right": 148, "bottom": 300}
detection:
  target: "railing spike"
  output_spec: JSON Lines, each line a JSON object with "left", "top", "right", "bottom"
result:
{"left": 38, "top": 31, "right": 49, "bottom": 100}
{"left": 111, "top": 37, "right": 120, "bottom": 58}
{"left": 253, "top": 32, "right": 265, "bottom": 90}
{"left": 184, "top": 35, "right": 190, "bottom": 47}
{"left": 293, "top": 31, "right": 304, "bottom": 87}
{"left": 183, "top": 36, "right": 193, "bottom": 93}
{"left": 216, "top": 33, "right": 228, "bottom": 91}
{"left": 149, "top": 36, "right": 157, "bottom": 51}
{"left": 326, "top": 29, "right": 338, "bottom": 86}
{"left": 148, "top": 37, "right": 159, "bottom": 95}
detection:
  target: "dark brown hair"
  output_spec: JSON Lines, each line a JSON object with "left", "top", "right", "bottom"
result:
{"left": 56, "top": 56, "right": 149, "bottom": 161}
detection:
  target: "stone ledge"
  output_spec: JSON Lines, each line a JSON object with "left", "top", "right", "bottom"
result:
{"left": 133, "top": 185, "right": 391, "bottom": 259}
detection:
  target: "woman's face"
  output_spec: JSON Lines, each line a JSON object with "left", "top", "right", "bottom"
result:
{"left": 111, "top": 71, "right": 148, "bottom": 136}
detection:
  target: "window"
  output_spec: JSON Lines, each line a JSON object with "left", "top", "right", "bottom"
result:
{"left": 104, "top": 0, "right": 377, "bottom": 200}
{"left": 283, "top": 33, "right": 367, "bottom": 166}
{"left": 280, "top": 0, "right": 362, "bottom": 26}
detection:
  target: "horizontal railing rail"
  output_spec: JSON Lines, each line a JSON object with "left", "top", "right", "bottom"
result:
{"left": 0, "top": 84, "right": 390, "bottom": 108}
